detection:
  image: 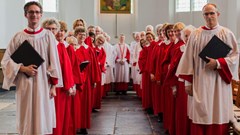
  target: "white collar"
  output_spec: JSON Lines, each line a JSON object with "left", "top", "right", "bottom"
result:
{"left": 26, "top": 25, "right": 41, "bottom": 32}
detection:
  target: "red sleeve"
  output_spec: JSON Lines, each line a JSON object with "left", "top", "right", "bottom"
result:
{"left": 138, "top": 49, "right": 147, "bottom": 73}
{"left": 84, "top": 36, "right": 94, "bottom": 48}
{"left": 99, "top": 48, "right": 106, "bottom": 72}
{"left": 125, "top": 47, "right": 130, "bottom": 63}
{"left": 217, "top": 58, "right": 232, "bottom": 84}
{"left": 89, "top": 48, "right": 101, "bottom": 83}
{"left": 66, "top": 45, "right": 83, "bottom": 87}
{"left": 57, "top": 43, "right": 75, "bottom": 91}
{"left": 165, "top": 47, "right": 183, "bottom": 86}
{"left": 49, "top": 77, "right": 58, "bottom": 85}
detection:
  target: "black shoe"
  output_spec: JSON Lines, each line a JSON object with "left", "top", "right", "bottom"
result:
{"left": 79, "top": 128, "right": 88, "bottom": 134}
{"left": 115, "top": 92, "right": 120, "bottom": 95}
{"left": 122, "top": 91, "right": 127, "bottom": 95}
{"left": 92, "top": 109, "right": 99, "bottom": 113}
{"left": 158, "top": 113, "right": 163, "bottom": 122}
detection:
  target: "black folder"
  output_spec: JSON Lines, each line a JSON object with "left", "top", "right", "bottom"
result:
{"left": 80, "top": 60, "right": 90, "bottom": 72}
{"left": 11, "top": 40, "right": 45, "bottom": 77}
{"left": 199, "top": 35, "right": 232, "bottom": 63}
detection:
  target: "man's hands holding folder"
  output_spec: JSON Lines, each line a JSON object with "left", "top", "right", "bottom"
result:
{"left": 20, "top": 64, "right": 38, "bottom": 77}
{"left": 205, "top": 56, "right": 217, "bottom": 70}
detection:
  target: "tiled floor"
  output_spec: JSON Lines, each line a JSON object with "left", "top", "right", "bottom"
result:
{"left": 0, "top": 90, "right": 166, "bottom": 135}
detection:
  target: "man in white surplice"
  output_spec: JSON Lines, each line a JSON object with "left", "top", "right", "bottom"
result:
{"left": 176, "top": 3, "right": 240, "bottom": 135}
{"left": 1, "top": 1, "right": 62, "bottom": 135}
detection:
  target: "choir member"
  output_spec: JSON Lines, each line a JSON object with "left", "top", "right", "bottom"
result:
{"left": 164, "top": 22, "right": 186, "bottom": 135}
{"left": 114, "top": 33, "right": 130, "bottom": 95}
{"left": 43, "top": 18, "right": 75, "bottom": 135}
{"left": 102, "top": 33, "right": 115, "bottom": 96}
{"left": 131, "top": 32, "right": 142, "bottom": 97}
{"left": 176, "top": 3, "right": 240, "bottom": 135}
{"left": 74, "top": 26, "right": 101, "bottom": 134}
{"left": 92, "top": 34, "right": 106, "bottom": 110}
{"left": 1, "top": 2, "right": 62, "bottom": 134}
{"left": 155, "top": 24, "right": 175, "bottom": 132}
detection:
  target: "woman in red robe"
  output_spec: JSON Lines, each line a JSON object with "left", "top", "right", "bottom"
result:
{"left": 74, "top": 26, "right": 101, "bottom": 134}
{"left": 42, "top": 19, "right": 75, "bottom": 135}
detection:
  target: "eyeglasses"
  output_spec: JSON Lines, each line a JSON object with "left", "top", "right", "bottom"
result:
{"left": 203, "top": 12, "right": 216, "bottom": 16}
{"left": 27, "top": 10, "right": 42, "bottom": 15}
{"left": 46, "top": 27, "right": 58, "bottom": 31}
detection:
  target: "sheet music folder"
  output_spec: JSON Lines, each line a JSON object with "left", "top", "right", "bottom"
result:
{"left": 198, "top": 35, "right": 232, "bottom": 63}
{"left": 11, "top": 40, "right": 45, "bottom": 77}
{"left": 80, "top": 60, "right": 90, "bottom": 72}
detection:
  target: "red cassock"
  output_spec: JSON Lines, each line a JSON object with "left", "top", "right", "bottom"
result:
{"left": 148, "top": 40, "right": 164, "bottom": 115}
{"left": 84, "top": 36, "right": 94, "bottom": 48}
{"left": 75, "top": 45, "right": 101, "bottom": 129}
{"left": 155, "top": 41, "right": 173, "bottom": 131}
{"left": 92, "top": 46, "right": 106, "bottom": 109}
{"left": 164, "top": 40, "right": 188, "bottom": 135}
{"left": 66, "top": 45, "right": 83, "bottom": 131}
{"left": 138, "top": 43, "right": 153, "bottom": 109}
{"left": 53, "top": 43, "right": 75, "bottom": 135}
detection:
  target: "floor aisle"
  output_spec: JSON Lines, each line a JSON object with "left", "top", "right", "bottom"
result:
{"left": 0, "top": 90, "right": 166, "bottom": 135}
{"left": 88, "top": 91, "right": 165, "bottom": 135}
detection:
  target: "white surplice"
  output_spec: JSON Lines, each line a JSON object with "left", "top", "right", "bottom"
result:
{"left": 176, "top": 25, "right": 239, "bottom": 124}
{"left": 1, "top": 27, "right": 62, "bottom": 135}
{"left": 114, "top": 43, "right": 130, "bottom": 83}
{"left": 102, "top": 42, "right": 115, "bottom": 85}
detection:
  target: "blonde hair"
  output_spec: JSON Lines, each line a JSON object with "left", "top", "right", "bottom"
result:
{"left": 73, "top": 19, "right": 86, "bottom": 30}
{"left": 173, "top": 22, "right": 185, "bottom": 31}
{"left": 66, "top": 36, "right": 78, "bottom": 45}
{"left": 59, "top": 21, "right": 68, "bottom": 32}
{"left": 96, "top": 34, "right": 106, "bottom": 42}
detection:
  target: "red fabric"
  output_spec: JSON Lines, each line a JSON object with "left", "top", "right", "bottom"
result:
{"left": 49, "top": 77, "right": 58, "bottom": 85}
{"left": 53, "top": 43, "right": 75, "bottom": 135}
{"left": 66, "top": 45, "right": 83, "bottom": 131}
{"left": 164, "top": 40, "right": 185, "bottom": 86}
{"left": 178, "top": 75, "right": 193, "bottom": 83}
{"left": 138, "top": 48, "right": 148, "bottom": 73}
{"left": 190, "top": 120, "right": 230, "bottom": 135}
{"left": 75, "top": 45, "right": 101, "bottom": 128}
{"left": 94, "top": 47, "right": 107, "bottom": 72}
{"left": 84, "top": 36, "right": 94, "bottom": 48}
{"left": 57, "top": 43, "right": 75, "bottom": 91}
{"left": 175, "top": 81, "right": 190, "bottom": 135}
{"left": 66, "top": 45, "right": 83, "bottom": 90}
{"left": 149, "top": 40, "right": 162, "bottom": 74}
{"left": 92, "top": 81, "right": 102, "bottom": 109}
{"left": 24, "top": 28, "right": 43, "bottom": 34}
{"left": 154, "top": 41, "right": 173, "bottom": 130}
{"left": 92, "top": 47, "right": 106, "bottom": 109}
{"left": 125, "top": 47, "right": 131, "bottom": 63}
{"left": 217, "top": 58, "right": 232, "bottom": 84}
{"left": 138, "top": 46, "right": 153, "bottom": 109}
{"left": 115, "top": 82, "right": 128, "bottom": 91}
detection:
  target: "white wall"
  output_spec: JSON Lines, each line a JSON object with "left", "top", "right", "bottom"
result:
{"left": 0, "top": 0, "right": 240, "bottom": 48}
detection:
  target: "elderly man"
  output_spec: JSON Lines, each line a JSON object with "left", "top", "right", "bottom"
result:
{"left": 176, "top": 3, "right": 240, "bottom": 135}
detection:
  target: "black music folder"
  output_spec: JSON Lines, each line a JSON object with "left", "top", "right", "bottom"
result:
{"left": 80, "top": 60, "right": 90, "bottom": 72}
{"left": 11, "top": 40, "right": 45, "bottom": 77}
{"left": 199, "top": 35, "right": 232, "bottom": 63}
